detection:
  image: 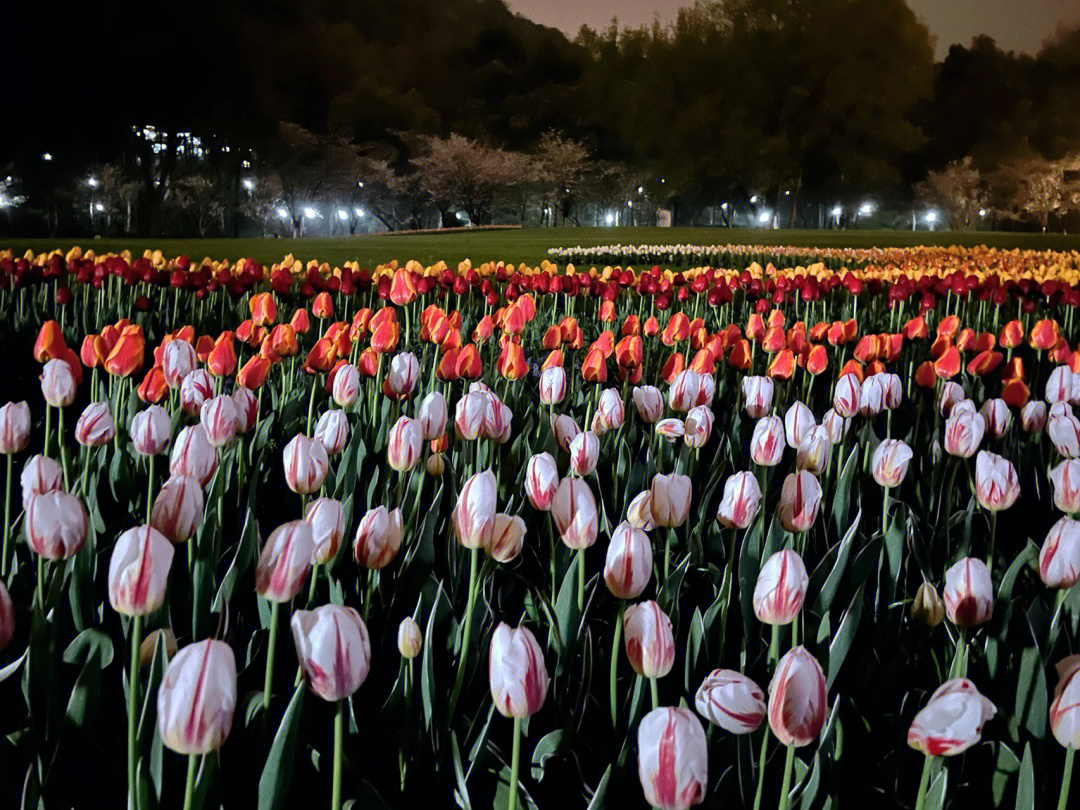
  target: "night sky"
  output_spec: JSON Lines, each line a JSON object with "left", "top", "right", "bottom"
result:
{"left": 509, "top": 0, "right": 1080, "bottom": 57}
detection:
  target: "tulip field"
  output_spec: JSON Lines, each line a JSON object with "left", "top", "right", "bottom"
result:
{"left": 4, "top": 244, "right": 1080, "bottom": 810}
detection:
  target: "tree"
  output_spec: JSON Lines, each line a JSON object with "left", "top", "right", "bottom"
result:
{"left": 410, "top": 134, "right": 517, "bottom": 225}
{"left": 173, "top": 173, "right": 227, "bottom": 237}
{"left": 914, "top": 158, "right": 987, "bottom": 230}
{"left": 534, "top": 132, "right": 591, "bottom": 226}
{"left": 990, "top": 155, "right": 1068, "bottom": 232}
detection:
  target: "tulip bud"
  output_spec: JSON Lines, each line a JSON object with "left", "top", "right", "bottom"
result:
{"left": 753, "top": 549, "right": 809, "bottom": 625}
{"left": 398, "top": 616, "right": 423, "bottom": 659}
{"left": 426, "top": 452, "right": 445, "bottom": 476}
{"left": 858, "top": 374, "right": 885, "bottom": 417}
{"left": 597, "top": 388, "right": 626, "bottom": 431}
{"left": 750, "top": 416, "right": 785, "bottom": 466}
{"left": 944, "top": 409, "right": 985, "bottom": 458}
{"left": 200, "top": 395, "right": 238, "bottom": 448}
{"left": 305, "top": 496, "right": 346, "bottom": 565}
{"left": 633, "top": 386, "right": 664, "bottom": 423}
{"left": 569, "top": 430, "right": 600, "bottom": 476}
{"left": 604, "top": 521, "right": 653, "bottom": 599}
{"left": 0, "top": 401, "right": 31, "bottom": 454}
{"left": 716, "top": 471, "right": 761, "bottom": 529}
{"left": 158, "top": 640, "right": 237, "bottom": 754}
{"left": 21, "top": 454, "right": 63, "bottom": 508}
{"left": 139, "top": 627, "right": 178, "bottom": 669}
{"left": 162, "top": 340, "right": 196, "bottom": 389}
{"left": 283, "top": 434, "right": 329, "bottom": 494}
{"left": 454, "top": 391, "right": 486, "bottom": 440}
{"left": 482, "top": 395, "right": 513, "bottom": 444}
{"left": 525, "top": 452, "right": 559, "bottom": 511}
{"left": 1039, "top": 517, "right": 1080, "bottom": 589}
{"left": 695, "top": 670, "right": 766, "bottom": 734}
{"left": 354, "top": 505, "right": 403, "bottom": 568}
{"left": 0, "top": 580, "right": 14, "bottom": 652}
{"left": 488, "top": 513, "right": 526, "bottom": 563}
{"left": 743, "top": 376, "right": 774, "bottom": 419}
{"left": 26, "top": 491, "right": 87, "bottom": 559}
{"left": 626, "top": 490, "right": 655, "bottom": 530}
{"left": 974, "top": 450, "right": 1019, "bottom": 511}
{"left": 784, "top": 401, "right": 815, "bottom": 449}
{"left": 108, "top": 526, "right": 175, "bottom": 616}
{"left": 386, "top": 352, "right": 419, "bottom": 399}
{"left": 1021, "top": 400, "right": 1047, "bottom": 434}
{"left": 796, "top": 426, "right": 831, "bottom": 475}
{"left": 655, "top": 418, "right": 685, "bottom": 442}
{"left": 637, "top": 707, "right": 707, "bottom": 810}
{"left": 489, "top": 623, "right": 549, "bottom": 718}
{"left": 551, "top": 413, "right": 581, "bottom": 452}
{"left": 331, "top": 363, "right": 360, "bottom": 407}
{"left": 539, "top": 367, "right": 567, "bottom": 405}
{"left": 292, "top": 605, "right": 371, "bottom": 701}
{"left": 880, "top": 373, "right": 902, "bottom": 409}
{"left": 872, "top": 439, "right": 913, "bottom": 487}
{"left": 453, "top": 470, "right": 497, "bottom": 549}
{"left": 768, "top": 646, "right": 828, "bottom": 747}
{"left": 943, "top": 557, "right": 994, "bottom": 626}
{"left": 979, "top": 398, "right": 1011, "bottom": 439}
{"left": 650, "top": 472, "right": 692, "bottom": 528}
{"left": 1047, "top": 365, "right": 1074, "bottom": 404}
{"left": 131, "top": 405, "right": 172, "bottom": 456}
{"left": 683, "top": 406, "right": 713, "bottom": 449}
{"left": 41, "top": 358, "right": 77, "bottom": 407}
{"left": 907, "top": 678, "right": 996, "bottom": 756}
{"left": 911, "top": 581, "right": 945, "bottom": 628}
{"left": 169, "top": 425, "right": 219, "bottom": 487}
{"left": 552, "top": 478, "right": 599, "bottom": 549}
{"left": 1050, "top": 460, "right": 1080, "bottom": 514}
{"left": 778, "top": 471, "right": 822, "bottom": 533}
{"left": 418, "top": 391, "right": 448, "bottom": 440}
{"left": 180, "top": 369, "right": 214, "bottom": 417}
{"left": 314, "top": 409, "right": 350, "bottom": 456}
{"left": 151, "top": 475, "right": 204, "bottom": 543}
{"left": 668, "top": 370, "right": 701, "bottom": 412}
{"left": 832, "top": 373, "right": 860, "bottom": 418}
{"left": 821, "top": 408, "right": 849, "bottom": 444}
{"left": 624, "top": 600, "right": 675, "bottom": 678}
{"left": 256, "top": 520, "right": 314, "bottom": 602}
{"left": 232, "top": 387, "right": 259, "bottom": 434}
{"left": 75, "top": 401, "right": 116, "bottom": 447}
{"left": 938, "top": 381, "right": 965, "bottom": 416}
{"left": 1050, "top": 655, "right": 1080, "bottom": 749}
{"left": 1049, "top": 403, "right": 1080, "bottom": 458}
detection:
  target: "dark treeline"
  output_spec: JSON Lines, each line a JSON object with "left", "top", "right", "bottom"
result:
{"left": 3, "top": 0, "right": 1080, "bottom": 236}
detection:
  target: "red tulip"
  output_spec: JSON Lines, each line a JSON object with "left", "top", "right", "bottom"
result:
{"left": 768, "top": 646, "right": 828, "bottom": 747}
{"left": 157, "top": 640, "right": 237, "bottom": 754}
{"left": 624, "top": 600, "right": 675, "bottom": 678}
{"left": 637, "top": 707, "right": 707, "bottom": 810}
{"left": 256, "top": 520, "right": 314, "bottom": 601}
{"left": 489, "top": 623, "right": 549, "bottom": 718}
{"left": 604, "top": 521, "right": 653, "bottom": 599}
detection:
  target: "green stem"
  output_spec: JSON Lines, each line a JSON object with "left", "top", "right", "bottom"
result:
{"left": 182, "top": 755, "right": 198, "bottom": 810}
{"left": 308, "top": 563, "right": 320, "bottom": 605}
{"left": 1059, "top": 748, "right": 1076, "bottom": 810}
{"left": 508, "top": 717, "right": 522, "bottom": 810}
{"left": 263, "top": 601, "right": 281, "bottom": 712}
{"left": 146, "top": 454, "right": 155, "bottom": 524}
{"left": 58, "top": 407, "right": 70, "bottom": 491}
{"left": 610, "top": 601, "right": 625, "bottom": 727}
{"left": 914, "top": 755, "right": 933, "bottom": 810}
{"left": 577, "top": 548, "right": 585, "bottom": 613}
{"left": 752, "top": 728, "right": 770, "bottom": 810}
{"left": 777, "top": 744, "right": 795, "bottom": 810}
{"left": 37, "top": 555, "right": 45, "bottom": 612}
{"left": 127, "top": 615, "right": 143, "bottom": 810}
{"left": 987, "top": 510, "right": 997, "bottom": 572}
{"left": 332, "top": 700, "right": 344, "bottom": 810}
{"left": 306, "top": 374, "right": 319, "bottom": 436}
{"left": 450, "top": 547, "right": 480, "bottom": 715}
{"left": 650, "top": 677, "right": 659, "bottom": 709}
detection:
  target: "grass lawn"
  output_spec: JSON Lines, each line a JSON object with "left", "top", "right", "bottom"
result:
{"left": 7, "top": 226, "right": 1080, "bottom": 269}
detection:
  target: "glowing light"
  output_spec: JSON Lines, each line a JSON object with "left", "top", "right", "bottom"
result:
{"left": 757, "top": 210, "right": 771, "bottom": 225}
{"left": 337, "top": 209, "right": 349, "bottom": 222}
{"left": 277, "top": 208, "right": 289, "bottom": 220}
{"left": 979, "top": 208, "right": 988, "bottom": 217}
{"left": 924, "top": 211, "right": 938, "bottom": 224}
{"left": 721, "top": 202, "right": 728, "bottom": 210}
{"left": 242, "top": 178, "right": 254, "bottom": 191}
{"left": 831, "top": 206, "right": 843, "bottom": 217}
{"left": 750, "top": 195, "right": 758, "bottom": 204}
{"left": 303, "top": 206, "right": 319, "bottom": 219}
{"left": 87, "top": 176, "right": 99, "bottom": 189}
{"left": 637, "top": 186, "right": 644, "bottom": 194}
{"left": 357, "top": 181, "right": 364, "bottom": 188}
{"left": 41, "top": 153, "right": 53, "bottom": 162}
{"left": 859, "top": 202, "right": 874, "bottom": 216}
{"left": 354, "top": 207, "right": 366, "bottom": 218}
{"left": 604, "top": 212, "right": 615, "bottom": 225}
{"left": 94, "top": 203, "right": 104, "bottom": 212}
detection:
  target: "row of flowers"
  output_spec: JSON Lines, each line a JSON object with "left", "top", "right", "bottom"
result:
{"left": 1, "top": 256, "right": 1080, "bottom": 808}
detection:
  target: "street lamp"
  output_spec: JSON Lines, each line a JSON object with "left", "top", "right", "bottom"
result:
{"left": 354, "top": 207, "right": 366, "bottom": 218}
{"left": 303, "top": 206, "right": 318, "bottom": 219}
{"left": 41, "top": 153, "right": 53, "bottom": 162}
{"left": 87, "top": 176, "right": 99, "bottom": 189}
{"left": 924, "top": 211, "right": 938, "bottom": 231}
{"left": 604, "top": 212, "right": 615, "bottom": 225}
{"left": 859, "top": 202, "right": 874, "bottom": 216}
{"left": 757, "top": 210, "right": 771, "bottom": 226}
{"left": 242, "top": 178, "right": 255, "bottom": 192}
{"left": 94, "top": 203, "right": 104, "bottom": 212}
{"left": 277, "top": 208, "right": 289, "bottom": 220}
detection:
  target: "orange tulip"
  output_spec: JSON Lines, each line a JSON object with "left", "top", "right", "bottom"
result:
{"left": 105, "top": 327, "right": 146, "bottom": 377}
{"left": 389, "top": 269, "right": 417, "bottom": 306}
{"left": 967, "top": 349, "right": 1003, "bottom": 377}
{"left": 746, "top": 313, "right": 766, "bottom": 342}
{"left": 805, "top": 344, "right": 828, "bottom": 375}
{"left": 621, "top": 314, "right": 641, "bottom": 336}
{"left": 357, "top": 347, "right": 379, "bottom": 377}
{"left": 238, "top": 355, "right": 271, "bottom": 389}
{"left": 502, "top": 304, "right": 526, "bottom": 335}
{"left": 80, "top": 335, "right": 107, "bottom": 369}
{"left": 937, "top": 314, "right": 960, "bottom": 339}
{"left": 1001, "top": 378, "right": 1030, "bottom": 409}
{"left": 762, "top": 327, "right": 786, "bottom": 353}
{"left": 660, "top": 352, "right": 685, "bottom": 383}
{"left": 497, "top": 342, "right": 529, "bottom": 380}
{"left": 593, "top": 330, "right": 616, "bottom": 358}
{"left": 305, "top": 338, "right": 337, "bottom": 374}
{"left": 767, "top": 349, "right": 796, "bottom": 380}
{"left": 312, "top": 292, "right": 334, "bottom": 319}
{"left": 137, "top": 366, "right": 168, "bottom": 403}
{"left": 728, "top": 339, "right": 752, "bottom": 370}
{"left": 195, "top": 335, "right": 215, "bottom": 362}
{"left": 456, "top": 344, "right": 482, "bottom": 379}
{"left": 472, "top": 315, "right": 495, "bottom": 342}
{"left": 689, "top": 348, "right": 716, "bottom": 375}
{"left": 767, "top": 309, "right": 785, "bottom": 330}
{"left": 581, "top": 346, "right": 608, "bottom": 383}
{"left": 933, "top": 346, "right": 961, "bottom": 379}
{"left": 206, "top": 334, "right": 237, "bottom": 377}
{"left": 661, "top": 313, "right": 691, "bottom": 346}
{"left": 270, "top": 324, "right": 299, "bottom": 358}
{"left": 809, "top": 321, "right": 829, "bottom": 342}
{"left": 34, "top": 320, "right": 67, "bottom": 363}
{"left": 437, "top": 349, "right": 460, "bottom": 381}
{"left": 826, "top": 321, "right": 846, "bottom": 346}
{"left": 616, "top": 335, "right": 643, "bottom": 369}
{"left": 643, "top": 316, "right": 660, "bottom": 337}
{"left": 853, "top": 335, "right": 879, "bottom": 364}
{"left": 1031, "top": 319, "right": 1060, "bottom": 351}
{"left": 955, "top": 328, "right": 975, "bottom": 352}
{"left": 915, "top": 360, "right": 937, "bottom": 388}
{"left": 999, "top": 320, "right": 1024, "bottom": 349}
{"left": 838, "top": 359, "right": 865, "bottom": 382}
{"left": 542, "top": 349, "right": 564, "bottom": 370}
{"left": 903, "top": 315, "right": 929, "bottom": 340}
{"left": 370, "top": 320, "right": 400, "bottom": 354}
{"left": 351, "top": 308, "right": 373, "bottom": 339}
{"left": 291, "top": 308, "right": 311, "bottom": 334}
{"left": 249, "top": 292, "right": 277, "bottom": 326}
{"left": 1001, "top": 357, "right": 1025, "bottom": 382}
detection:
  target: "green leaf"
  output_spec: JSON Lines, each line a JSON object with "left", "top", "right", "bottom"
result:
{"left": 530, "top": 729, "right": 571, "bottom": 782}
{"left": 831, "top": 445, "right": 860, "bottom": 537}
{"left": 1013, "top": 647, "right": 1047, "bottom": 739}
{"left": 258, "top": 684, "right": 306, "bottom": 810}
{"left": 421, "top": 581, "right": 444, "bottom": 730}
{"left": 811, "top": 509, "right": 862, "bottom": 615}
{"left": 1014, "top": 742, "right": 1034, "bottom": 810}
{"left": 827, "top": 584, "right": 865, "bottom": 690}
{"left": 451, "top": 731, "right": 473, "bottom": 810}
{"left": 586, "top": 765, "right": 612, "bottom": 810}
